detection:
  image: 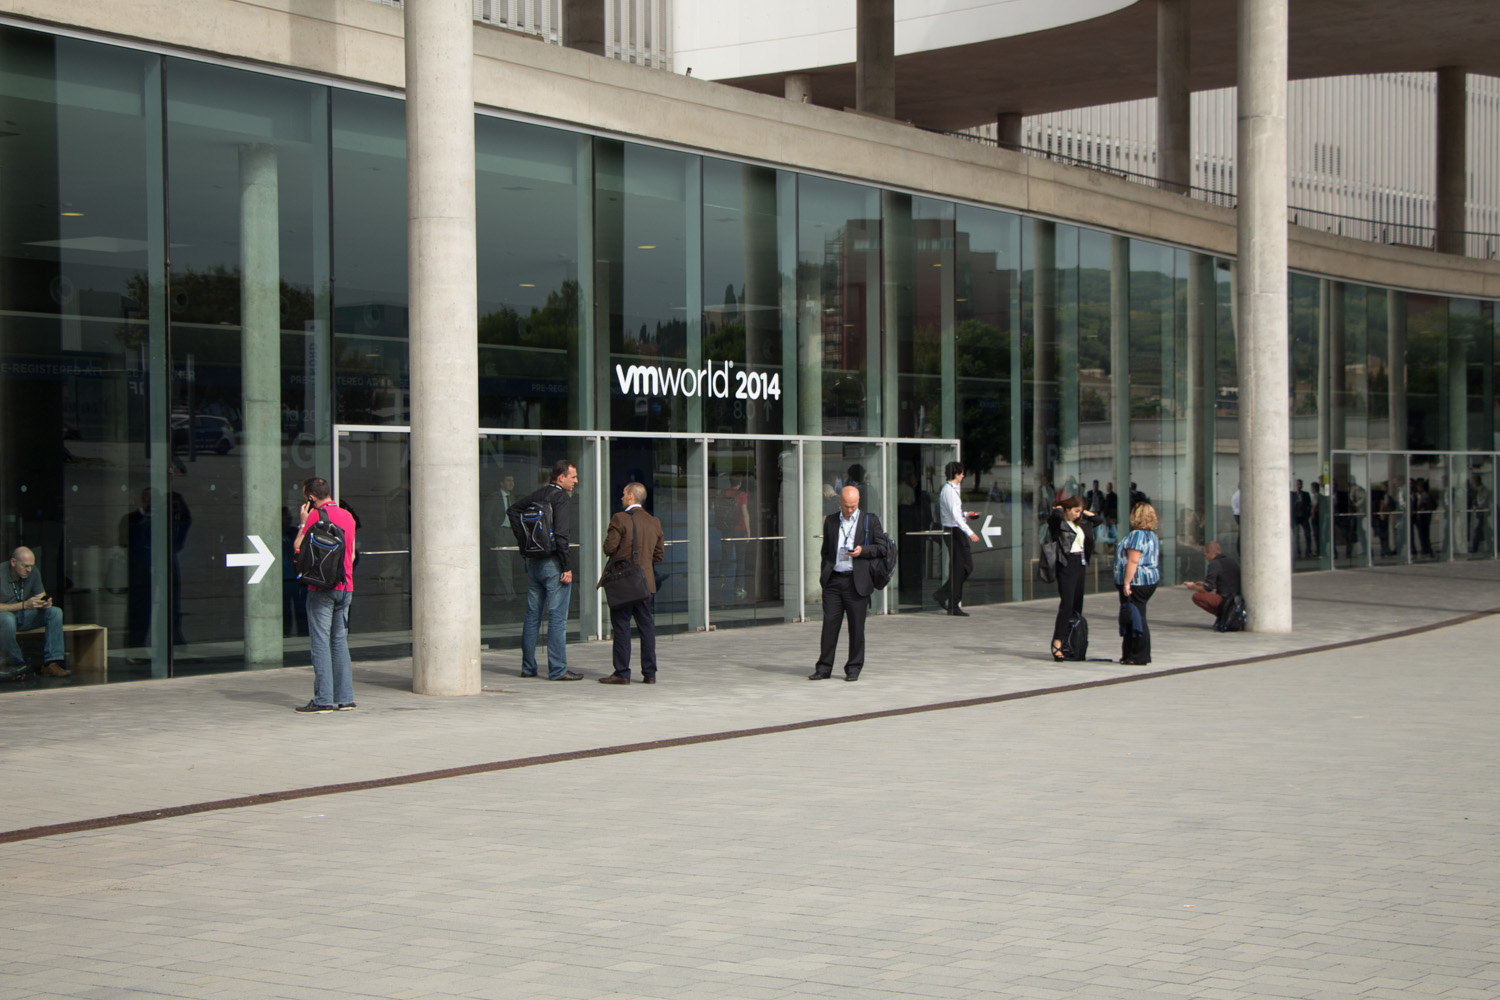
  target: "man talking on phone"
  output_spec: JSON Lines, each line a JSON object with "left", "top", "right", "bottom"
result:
{"left": 2, "top": 546, "right": 67, "bottom": 679}
{"left": 809, "top": 485, "right": 890, "bottom": 682}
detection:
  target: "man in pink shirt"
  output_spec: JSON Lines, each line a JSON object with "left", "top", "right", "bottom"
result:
{"left": 292, "top": 477, "right": 357, "bottom": 713}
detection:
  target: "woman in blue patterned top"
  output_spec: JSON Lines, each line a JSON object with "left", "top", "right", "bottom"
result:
{"left": 1112, "top": 502, "right": 1161, "bottom": 665}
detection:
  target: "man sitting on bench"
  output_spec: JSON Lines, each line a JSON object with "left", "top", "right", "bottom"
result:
{"left": 2, "top": 546, "right": 68, "bottom": 679}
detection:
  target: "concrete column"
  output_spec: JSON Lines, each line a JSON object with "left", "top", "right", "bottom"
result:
{"left": 1186, "top": 253, "right": 1210, "bottom": 535}
{"left": 797, "top": 249, "right": 824, "bottom": 617}
{"left": 881, "top": 191, "right": 911, "bottom": 439}
{"left": 1110, "top": 236, "right": 1131, "bottom": 521}
{"left": 743, "top": 165, "right": 779, "bottom": 438}
{"left": 239, "top": 144, "right": 284, "bottom": 667}
{"left": 996, "top": 112, "right": 1024, "bottom": 149}
{"left": 855, "top": 0, "right": 895, "bottom": 119}
{"left": 1448, "top": 336, "right": 1468, "bottom": 454}
{"left": 1435, "top": 66, "right": 1467, "bottom": 256}
{"left": 785, "top": 74, "right": 813, "bottom": 104}
{"left": 405, "top": 0, "right": 481, "bottom": 695}
{"left": 1387, "top": 290, "right": 1407, "bottom": 450}
{"left": 1327, "top": 282, "right": 1345, "bottom": 453}
{"left": 144, "top": 58, "right": 170, "bottom": 679}
{"left": 1032, "top": 220, "right": 1056, "bottom": 492}
{"left": 801, "top": 439, "right": 823, "bottom": 618}
{"left": 561, "top": 0, "right": 606, "bottom": 56}
{"left": 1156, "top": 0, "right": 1192, "bottom": 194}
{"left": 1316, "top": 281, "right": 1330, "bottom": 471}
{"left": 1235, "top": 0, "right": 1291, "bottom": 633}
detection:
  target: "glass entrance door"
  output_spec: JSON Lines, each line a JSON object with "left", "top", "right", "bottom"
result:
{"left": 894, "top": 442, "right": 958, "bottom": 612}
{"left": 604, "top": 437, "right": 693, "bottom": 636}
{"left": 705, "top": 438, "right": 792, "bottom": 628}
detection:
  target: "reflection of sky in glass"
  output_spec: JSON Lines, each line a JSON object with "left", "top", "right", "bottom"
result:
{"left": 167, "top": 58, "right": 320, "bottom": 285}
{"left": 616, "top": 144, "right": 688, "bottom": 351}
{"left": 477, "top": 116, "right": 582, "bottom": 317}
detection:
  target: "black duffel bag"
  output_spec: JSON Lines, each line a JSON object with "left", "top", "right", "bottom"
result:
{"left": 598, "top": 511, "right": 652, "bottom": 608}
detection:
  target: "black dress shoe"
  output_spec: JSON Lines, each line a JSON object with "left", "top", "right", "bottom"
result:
{"left": 807, "top": 671, "right": 832, "bottom": 680}
{"left": 844, "top": 671, "right": 861, "bottom": 682}
{"left": 598, "top": 674, "right": 630, "bottom": 685}
{"left": 640, "top": 675, "right": 656, "bottom": 684}
{"left": 949, "top": 607, "right": 970, "bottom": 617}
{"left": 551, "top": 671, "right": 584, "bottom": 681}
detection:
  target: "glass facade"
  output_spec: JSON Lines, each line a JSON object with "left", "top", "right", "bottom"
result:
{"left": 2, "top": 23, "right": 1497, "bottom": 688}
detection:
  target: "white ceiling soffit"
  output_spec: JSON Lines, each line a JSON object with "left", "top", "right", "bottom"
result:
{"left": 675, "top": 0, "right": 1137, "bottom": 81}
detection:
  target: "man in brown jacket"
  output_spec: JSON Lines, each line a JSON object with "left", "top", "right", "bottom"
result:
{"left": 598, "top": 482, "right": 665, "bottom": 685}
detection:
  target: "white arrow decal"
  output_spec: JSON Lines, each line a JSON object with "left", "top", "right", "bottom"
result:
{"left": 980, "top": 515, "right": 1003, "bottom": 549}
{"left": 226, "top": 534, "right": 275, "bottom": 585}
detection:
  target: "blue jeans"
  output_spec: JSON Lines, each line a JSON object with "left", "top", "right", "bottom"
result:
{"left": 521, "top": 557, "right": 571, "bottom": 679}
{"left": 1, "top": 607, "right": 64, "bottom": 667}
{"left": 306, "top": 589, "right": 353, "bottom": 706}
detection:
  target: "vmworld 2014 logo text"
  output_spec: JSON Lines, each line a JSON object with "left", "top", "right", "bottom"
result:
{"left": 613, "top": 360, "right": 782, "bottom": 401}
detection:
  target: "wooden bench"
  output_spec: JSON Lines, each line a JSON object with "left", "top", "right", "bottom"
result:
{"left": 18, "top": 623, "right": 108, "bottom": 679}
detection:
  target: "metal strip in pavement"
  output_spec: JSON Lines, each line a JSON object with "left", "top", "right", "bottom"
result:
{"left": 3, "top": 605, "right": 1495, "bottom": 845}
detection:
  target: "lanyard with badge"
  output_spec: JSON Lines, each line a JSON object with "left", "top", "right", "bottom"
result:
{"left": 839, "top": 516, "right": 858, "bottom": 553}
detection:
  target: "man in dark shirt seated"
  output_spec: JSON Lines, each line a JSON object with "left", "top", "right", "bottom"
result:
{"left": 1183, "top": 541, "right": 1240, "bottom": 618}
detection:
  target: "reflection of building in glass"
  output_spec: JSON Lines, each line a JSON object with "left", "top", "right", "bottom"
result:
{"left": 1013, "top": 74, "right": 1500, "bottom": 258}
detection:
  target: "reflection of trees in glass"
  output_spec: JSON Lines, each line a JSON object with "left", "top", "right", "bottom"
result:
{"left": 1080, "top": 389, "right": 1109, "bottom": 422}
{"left": 1405, "top": 298, "right": 1448, "bottom": 449}
{"left": 477, "top": 279, "right": 580, "bottom": 427}
{"left": 956, "top": 318, "right": 1008, "bottom": 488}
{"left": 1289, "top": 275, "right": 1320, "bottom": 415}
{"left": 123, "top": 266, "right": 315, "bottom": 338}
{"left": 903, "top": 322, "right": 942, "bottom": 436}
{"left": 122, "top": 267, "right": 318, "bottom": 426}
{"left": 478, "top": 279, "right": 578, "bottom": 358}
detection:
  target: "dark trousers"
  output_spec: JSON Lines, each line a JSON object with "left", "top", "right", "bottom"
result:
{"left": 610, "top": 594, "right": 656, "bottom": 679}
{"left": 1191, "top": 590, "right": 1224, "bottom": 616}
{"left": 937, "top": 527, "right": 973, "bottom": 611}
{"left": 815, "top": 573, "right": 865, "bottom": 677}
{"left": 1294, "top": 517, "right": 1312, "bottom": 556}
{"left": 1052, "top": 558, "right": 1085, "bottom": 641}
{"left": 1413, "top": 514, "right": 1433, "bottom": 556}
{"left": 1116, "top": 582, "right": 1156, "bottom": 663}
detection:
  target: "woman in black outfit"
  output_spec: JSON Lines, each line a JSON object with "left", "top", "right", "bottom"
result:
{"left": 1047, "top": 493, "right": 1099, "bottom": 660}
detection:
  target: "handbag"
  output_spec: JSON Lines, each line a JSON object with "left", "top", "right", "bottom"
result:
{"left": 599, "top": 510, "right": 652, "bottom": 608}
{"left": 1037, "top": 540, "right": 1060, "bottom": 584}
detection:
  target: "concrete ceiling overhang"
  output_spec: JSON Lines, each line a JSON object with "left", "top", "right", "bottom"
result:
{"left": 717, "top": 0, "right": 1500, "bottom": 132}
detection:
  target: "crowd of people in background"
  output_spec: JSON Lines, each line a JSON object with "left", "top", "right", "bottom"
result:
{"left": 6, "top": 452, "right": 1494, "bottom": 693}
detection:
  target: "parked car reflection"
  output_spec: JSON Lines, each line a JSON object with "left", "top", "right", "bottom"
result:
{"left": 171, "top": 413, "right": 236, "bottom": 455}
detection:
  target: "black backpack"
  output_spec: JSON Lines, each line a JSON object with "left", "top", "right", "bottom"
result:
{"left": 508, "top": 485, "right": 561, "bottom": 558}
{"left": 1060, "top": 614, "right": 1089, "bottom": 660}
{"left": 296, "top": 506, "right": 347, "bottom": 590}
{"left": 1213, "top": 593, "right": 1249, "bottom": 632}
{"left": 864, "top": 515, "right": 897, "bottom": 590}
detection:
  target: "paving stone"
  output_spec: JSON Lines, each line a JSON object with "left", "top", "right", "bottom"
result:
{"left": 1, "top": 563, "right": 1497, "bottom": 999}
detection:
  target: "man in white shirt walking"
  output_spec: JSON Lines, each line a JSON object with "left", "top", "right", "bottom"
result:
{"left": 934, "top": 461, "right": 979, "bottom": 616}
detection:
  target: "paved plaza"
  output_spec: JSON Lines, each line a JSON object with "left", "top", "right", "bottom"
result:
{"left": 2, "top": 563, "right": 1498, "bottom": 999}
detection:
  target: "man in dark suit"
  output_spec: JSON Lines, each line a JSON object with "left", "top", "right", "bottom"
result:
{"left": 810, "top": 486, "right": 891, "bottom": 682}
{"left": 1292, "top": 478, "right": 1313, "bottom": 557}
{"left": 597, "top": 482, "right": 665, "bottom": 685}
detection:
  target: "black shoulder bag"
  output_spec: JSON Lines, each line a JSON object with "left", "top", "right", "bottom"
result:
{"left": 599, "top": 510, "right": 652, "bottom": 608}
